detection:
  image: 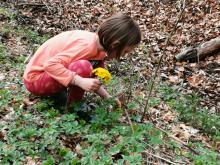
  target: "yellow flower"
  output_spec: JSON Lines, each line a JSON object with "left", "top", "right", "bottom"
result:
{"left": 92, "top": 67, "right": 112, "bottom": 84}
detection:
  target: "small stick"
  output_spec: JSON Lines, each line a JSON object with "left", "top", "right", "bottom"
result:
{"left": 123, "top": 106, "right": 135, "bottom": 134}
{"left": 141, "top": 0, "right": 186, "bottom": 122}
{"left": 81, "top": 0, "right": 85, "bottom": 6}
{"left": 155, "top": 126, "right": 200, "bottom": 155}
{"left": 119, "top": 59, "right": 136, "bottom": 134}
{"left": 143, "top": 151, "right": 177, "bottom": 165}
{"left": 142, "top": 141, "right": 190, "bottom": 164}
{"left": 16, "top": 3, "right": 45, "bottom": 6}
{"left": 42, "top": 0, "right": 52, "bottom": 13}
{"left": 24, "top": 48, "right": 35, "bottom": 64}
{"left": 125, "top": 59, "right": 135, "bottom": 105}
{"left": 24, "top": 54, "right": 31, "bottom": 64}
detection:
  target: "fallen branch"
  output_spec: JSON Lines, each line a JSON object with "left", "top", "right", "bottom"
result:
{"left": 123, "top": 107, "right": 135, "bottom": 134}
{"left": 24, "top": 54, "right": 32, "bottom": 64}
{"left": 175, "top": 36, "right": 220, "bottom": 62}
{"left": 155, "top": 126, "right": 200, "bottom": 155}
{"left": 143, "top": 151, "right": 177, "bottom": 165}
{"left": 141, "top": 0, "right": 186, "bottom": 121}
{"left": 24, "top": 48, "right": 35, "bottom": 64}
{"left": 42, "top": 0, "right": 52, "bottom": 13}
{"left": 141, "top": 140, "right": 190, "bottom": 164}
{"left": 119, "top": 59, "right": 136, "bottom": 134}
{"left": 16, "top": 3, "right": 45, "bottom": 7}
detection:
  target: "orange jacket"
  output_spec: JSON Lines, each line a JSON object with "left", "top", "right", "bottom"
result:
{"left": 23, "top": 30, "right": 106, "bottom": 87}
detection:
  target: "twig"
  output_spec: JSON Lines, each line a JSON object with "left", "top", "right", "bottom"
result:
{"left": 119, "top": 59, "right": 136, "bottom": 134}
{"left": 81, "top": 0, "right": 85, "bottom": 7}
{"left": 141, "top": 141, "right": 189, "bottom": 164}
{"left": 155, "top": 126, "right": 200, "bottom": 155}
{"left": 125, "top": 59, "right": 135, "bottom": 104}
{"left": 141, "top": 0, "right": 186, "bottom": 122}
{"left": 142, "top": 141, "right": 190, "bottom": 164}
{"left": 65, "top": 88, "right": 71, "bottom": 113}
{"left": 143, "top": 151, "right": 177, "bottom": 165}
{"left": 42, "top": 0, "right": 52, "bottom": 13}
{"left": 145, "top": 161, "right": 157, "bottom": 165}
{"left": 216, "top": 0, "right": 220, "bottom": 10}
{"left": 24, "top": 54, "right": 31, "bottom": 64}
{"left": 24, "top": 48, "right": 35, "bottom": 64}
{"left": 123, "top": 106, "right": 135, "bottom": 134}
{"left": 16, "top": 3, "right": 45, "bottom": 6}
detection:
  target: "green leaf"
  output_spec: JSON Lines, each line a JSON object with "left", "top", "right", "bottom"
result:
{"left": 42, "top": 156, "right": 55, "bottom": 165}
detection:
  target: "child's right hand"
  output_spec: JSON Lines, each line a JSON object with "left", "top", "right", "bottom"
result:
{"left": 72, "top": 75, "right": 101, "bottom": 92}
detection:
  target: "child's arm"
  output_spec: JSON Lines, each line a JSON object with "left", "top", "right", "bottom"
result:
{"left": 70, "top": 75, "right": 121, "bottom": 107}
{"left": 95, "top": 86, "right": 111, "bottom": 99}
{"left": 95, "top": 86, "right": 122, "bottom": 108}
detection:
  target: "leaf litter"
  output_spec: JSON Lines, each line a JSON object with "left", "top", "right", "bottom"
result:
{"left": 1, "top": 0, "right": 220, "bottom": 164}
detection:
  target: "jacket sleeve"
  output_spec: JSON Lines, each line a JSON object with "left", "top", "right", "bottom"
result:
{"left": 43, "top": 41, "right": 95, "bottom": 87}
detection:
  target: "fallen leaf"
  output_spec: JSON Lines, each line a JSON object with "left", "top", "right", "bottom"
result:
{"left": 162, "top": 111, "right": 176, "bottom": 122}
{"left": 0, "top": 73, "right": 5, "bottom": 81}
{"left": 187, "top": 74, "right": 204, "bottom": 87}
{"left": 168, "top": 75, "right": 182, "bottom": 84}
{"left": 172, "top": 124, "right": 199, "bottom": 141}
{"left": 23, "top": 97, "right": 37, "bottom": 106}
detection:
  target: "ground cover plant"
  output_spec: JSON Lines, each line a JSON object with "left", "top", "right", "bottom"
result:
{"left": 1, "top": 1, "right": 220, "bottom": 164}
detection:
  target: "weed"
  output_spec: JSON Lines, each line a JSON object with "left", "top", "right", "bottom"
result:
{"left": 0, "top": 44, "right": 6, "bottom": 63}
{"left": 90, "top": 107, "right": 121, "bottom": 132}
{"left": 14, "top": 27, "right": 50, "bottom": 45}
{"left": 0, "top": 7, "right": 16, "bottom": 20}
{"left": 1, "top": 7, "right": 219, "bottom": 163}
{"left": 158, "top": 84, "right": 220, "bottom": 138}
{"left": 188, "top": 143, "right": 219, "bottom": 165}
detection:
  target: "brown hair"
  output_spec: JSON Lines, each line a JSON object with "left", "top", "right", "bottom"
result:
{"left": 97, "top": 13, "right": 141, "bottom": 59}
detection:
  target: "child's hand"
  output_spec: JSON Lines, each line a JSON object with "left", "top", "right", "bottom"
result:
{"left": 95, "top": 87, "right": 121, "bottom": 108}
{"left": 117, "top": 93, "right": 126, "bottom": 107}
{"left": 72, "top": 75, "right": 101, "bottom": 92}
{"left": 115, "top": 98, "right": 122, "bottom": 108}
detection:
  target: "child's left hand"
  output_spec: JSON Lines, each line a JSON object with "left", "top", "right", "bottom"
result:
{"left": 115, "top": 98, "right": 122, "bottom": 108}
{"left": 117, "top": 93, "right": 126, "bottom": 108}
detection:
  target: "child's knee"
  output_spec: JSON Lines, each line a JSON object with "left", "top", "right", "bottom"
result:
{"left": 68, "top": 60, "right": 93, "bottom": 78}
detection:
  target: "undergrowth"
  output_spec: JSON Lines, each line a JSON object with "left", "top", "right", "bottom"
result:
{"left": 158, "top": 85, "right": 220, "bottom": 142}
{"left": 0, "top": 6, "right": 219, "bottom": 165}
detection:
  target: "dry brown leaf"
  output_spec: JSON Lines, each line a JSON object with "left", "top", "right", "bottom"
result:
{"left": 172, "top": 124, "right": 199, "bottom": 141}
{"left": 168, "top": 75, "right": 182, "bottom": 84}
{"left": 176, "top": 66, "right": 185, "bottom": 72}
{"left": 0, "top": 73, "right": 5, "bottom": 81}
{"left": 162, "top": 111, "right": 176, "bottom": 122}
{"left": 75, "top": 144, "right": 81, "bottom": 154}
{"left": 187, "top": 74, "right": 204, "bottom": 87}
{"left": 23, "top": 97, "right": 36, "bottom": 106}
{"left": 25, "top": 156, "right": 40, "bottom": 165}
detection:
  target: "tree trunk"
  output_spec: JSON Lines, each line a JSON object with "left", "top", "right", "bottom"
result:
{"left": 175, "top": 36, "right": 220, "bottom": 62}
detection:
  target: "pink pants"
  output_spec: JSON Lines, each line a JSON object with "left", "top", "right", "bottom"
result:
{"left": 24, "top": 60, "right": 103, "bottom": 103}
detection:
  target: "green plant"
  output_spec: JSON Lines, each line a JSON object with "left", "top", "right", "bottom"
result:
{"left": 189, "top": 144, "right": 219, "bottom": 165}
{"left": 14, "top": 27, "right": 50, "bottom": 45}
{"left": 0, "top": 44, "right": 7, "bottom": 63}
{"left": 90, "top": 107, "right": 121, "bottom": 131}
{"left": 1, "top": 10, "right": 219, "bottom": 164}
{"left": 158, "top": 84, "right": 220, "bottom": 138}
{"left": 42, "top": 156, "right": 55, "bottom": 165}
{"left": 0, "top": 7, "right": 16, "bottom": 20}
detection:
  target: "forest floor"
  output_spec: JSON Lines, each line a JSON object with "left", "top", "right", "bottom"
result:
{"left": 0, "top": 0, "right": 219, "bottom": 164}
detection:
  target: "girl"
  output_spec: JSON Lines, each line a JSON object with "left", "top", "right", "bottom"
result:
{"left": 23, "top": 13, "right": 141, "bottom": 108}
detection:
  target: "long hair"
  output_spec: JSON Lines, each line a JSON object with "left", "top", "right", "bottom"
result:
{"left": 97, "top": 13, "right": 141, "bottom": 59}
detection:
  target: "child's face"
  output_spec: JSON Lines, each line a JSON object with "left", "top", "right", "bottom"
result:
{"left": 121, "top": 46, "right": 136, "bottom": 57}
{"left": 106, "top": 45, "right": 136, "bottom": 60}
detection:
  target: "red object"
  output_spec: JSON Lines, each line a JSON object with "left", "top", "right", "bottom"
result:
{"left": 24, "top": 60, "right": 103, "bottom": 103}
